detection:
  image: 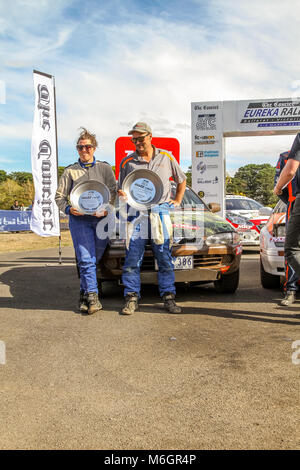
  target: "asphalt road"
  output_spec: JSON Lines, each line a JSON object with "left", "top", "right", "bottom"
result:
{"left": 0, "top": 246, "right": 299, "bottom": 450}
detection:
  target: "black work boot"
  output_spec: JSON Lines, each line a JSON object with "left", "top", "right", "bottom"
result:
{"left": 121, "top": 292, "right": 139, "bottom": 315}
{"left": 280, "top": 290, "right": 296, "bottom": 306}
{"left": 79, "top": 290, "right": 88, "bottom": 313}
{"left": 87, "top": 292, "right": 103, "bottom": 315}
{"left": 162, "top": 292, "right": 182, "bottom": 313}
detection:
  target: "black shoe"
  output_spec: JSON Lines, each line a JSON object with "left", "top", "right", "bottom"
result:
{"left": 79, "top": 290, "right": 88, "bottom": 313}
{"left": 280, "top": 290, "right": 296, "bottom": 306}
{"left": 87, "top": 292, "right": 103, "bottom": 314}
{"left": 162, "top": 292, "right": 181, "bottom": 313}
{"left": 121, "top": 292, "right": 139, "bottom": 315}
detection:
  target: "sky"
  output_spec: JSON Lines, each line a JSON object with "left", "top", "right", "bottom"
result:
{"left": 1, "top": 0, "right": 300, "bottom": 176}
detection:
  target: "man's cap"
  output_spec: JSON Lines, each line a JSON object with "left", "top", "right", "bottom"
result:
{"left": 128, "top": 122, "right": 152, "bottom": 135}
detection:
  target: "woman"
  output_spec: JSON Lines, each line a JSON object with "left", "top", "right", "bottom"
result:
{"left": 55, "top": 128, "right": 117, "bottom": 314}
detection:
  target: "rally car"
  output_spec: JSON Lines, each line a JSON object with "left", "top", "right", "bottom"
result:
{"left": 98, "top": 184, "right": 242, "bottom": 295}
{"left": 260, "top": 200, "right": 286, "bottom": 288}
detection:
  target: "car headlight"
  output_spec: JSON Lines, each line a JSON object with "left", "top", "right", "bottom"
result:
{"left": 273, "top": 224, "right": 285, "bottom": 238}
{"left": 206, "top": 232, "right": 240, "bottom": 245}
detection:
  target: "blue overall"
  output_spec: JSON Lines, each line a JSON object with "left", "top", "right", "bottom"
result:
{"left": 69, "top": 214, "right": 108, "bottom": 294}
{"left": 122, "top": 202, "right": 175, "bottom": 298}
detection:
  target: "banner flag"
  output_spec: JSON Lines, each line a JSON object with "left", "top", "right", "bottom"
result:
{"left": 30, "top": 70, "right": 60, "bottom": 237}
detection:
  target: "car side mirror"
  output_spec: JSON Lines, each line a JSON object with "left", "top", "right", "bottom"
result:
{"left": 208, "top": 202, "right": 221, "bottom": 213}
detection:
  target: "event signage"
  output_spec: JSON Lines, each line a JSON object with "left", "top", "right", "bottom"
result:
{"left": 191, "top": 101, "right": 225, "bottom": 213}
{"left": 0, "top": 210, "right": 31, "bottom": 232}
{"left": 30, "top": 70, "right": 60, "bottom": 237}
{"left": 115, "top": 137, "right": 180, "bottom": 180}
{"left": 191, "top": 97, "right": 300, "bottom": 217}
{"left": 237, "top": 99, "right": 300, "bottom": 131}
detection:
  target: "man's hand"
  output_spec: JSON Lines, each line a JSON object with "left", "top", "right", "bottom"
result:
{"left": 168, "top": 199, "right": 181, "bottom": 207}
{"left": 274, "top": 186, "right": 283, "bottom": 196}
{"left": 118, "top": 189, "right": 128, "bottom": 200}
{"left": 70, "top": 207, "right": 84, "bottom": 216}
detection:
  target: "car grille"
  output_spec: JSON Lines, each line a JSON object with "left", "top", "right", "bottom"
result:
{"left": 119, "top": 254, "right": 233, "bottom": 270}
{"left": 193, "top": 254, "right": 222, "bottom": 267}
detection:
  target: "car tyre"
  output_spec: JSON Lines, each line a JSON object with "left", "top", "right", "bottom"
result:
{"left": 214, "top": 269, "right": 239, "bottom": 294}
{"left": 260, "top": 259, "right": 280, "bottom": 289}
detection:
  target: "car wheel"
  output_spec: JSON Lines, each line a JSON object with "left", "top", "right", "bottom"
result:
{"left": 260, "top": 259, "right": 280, "bottom": 289}
{"left": 214, "top": 269, "right": 240, "bottom": 294}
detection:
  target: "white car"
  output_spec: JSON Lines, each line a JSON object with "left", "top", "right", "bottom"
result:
{"left": 226, "top": 195, "right": 271, "bottom": 246}
{"left": 226, "top": 195, "right": 272, "bottom": 219}
{"left": 259, "top": 200, "right": 286, "bottom": 288}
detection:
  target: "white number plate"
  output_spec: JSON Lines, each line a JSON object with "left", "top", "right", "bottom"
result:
{"left": 155, "top": 256, "right": 194, "bottom": 270}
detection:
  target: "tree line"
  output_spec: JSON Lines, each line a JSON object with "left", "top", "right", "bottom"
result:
{"left": 185, "top": 163, "right": 278, "bottom": 207}
{"left": 0, "top": 163, "right": 277, "bottom": 210}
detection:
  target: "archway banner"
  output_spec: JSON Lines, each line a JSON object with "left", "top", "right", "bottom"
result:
{"left": 192, "top": 97, "right": 300, "bottom": 216}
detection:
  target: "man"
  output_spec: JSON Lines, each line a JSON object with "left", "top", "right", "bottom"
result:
{"left": 274, "top": 150, "right": 299, "bottom": 306}
{"left": 10, "top": 200, "right": 20, "bottom": 210}
{"left": 274, "top": 133, "right": 300, "bottom": 304}
{"left": 118, "top": 122, "right": 186, "bottom": 315}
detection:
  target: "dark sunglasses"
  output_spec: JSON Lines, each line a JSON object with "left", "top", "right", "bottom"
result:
{"left": 76, "top": 144, "right": 94, "bottom": 151}
{"left": 131, "top": 134, "right": 149, "bottom": 144}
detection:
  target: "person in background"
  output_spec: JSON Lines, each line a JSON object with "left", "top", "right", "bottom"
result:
{"left": 117, "top": 121, "right": 186, "bottom": 315}
{"left": 274, "top": 150, "right": 299, "bottom": 306}
{"left": 274, "top": 132, "right": 300, "bottom": 312}
{"left": 10, "top": 200, "right": 20, "bottom": 210}
{"left": 55, "top": 128, "right": 117, "bottom": 315}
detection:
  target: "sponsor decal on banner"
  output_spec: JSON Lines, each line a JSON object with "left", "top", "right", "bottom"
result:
{"left": 31, "top": 71, "right": 60, "bottom": 237}
{"left": 194, "top": 135, "right": 217, "bottom": 145}
{"left": 196, "top": 150, "right": 219, "bottom": 158}
{"left": 191, "top": 101, "right": 225, "bottom": 215}
{"left": 196, "top": 114, "right": 216, "bottom": 131}
{"left": 196, "top": 162, "right": 218, "bottom": 174}
{"left": 197, "top": 176, "right": 219, "bottom": 185}
{"left": 238, "top": 99, "right": 300, "bottom": 129}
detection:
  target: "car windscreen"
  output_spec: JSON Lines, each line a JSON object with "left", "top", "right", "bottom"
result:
{"left": 226, "top": 199, "right": 253, "bottom": 210}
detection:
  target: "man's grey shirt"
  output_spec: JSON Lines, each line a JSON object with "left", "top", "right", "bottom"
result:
{"left": 118, "top": 146, "right": 186, "bottom": 203}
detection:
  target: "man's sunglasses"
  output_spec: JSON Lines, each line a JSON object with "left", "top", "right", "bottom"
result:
{"left": 131, "top": 134, "right": 149, "bottom": 144}
{"left": 76, "top": 144, "right": 94, "bottom": 151}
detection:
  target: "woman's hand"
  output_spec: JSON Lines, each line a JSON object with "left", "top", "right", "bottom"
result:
{"left": 70, "top": 207, "right": 84, "bottom": 216}
{"left": 93, "top": 210, "right": 108, "bottom": 218}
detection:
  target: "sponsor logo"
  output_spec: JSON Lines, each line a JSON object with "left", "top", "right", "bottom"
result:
{"left": 196, "top": 162, "right": 218, "bottom": 174}
{"left": 194, "top": 105, "right": 219, "bottom": 111}
{"left": 197, "top": 176, "right": 219, "bottom": 185}
{"left": 196, "top": 150, "right": 219, "bottom": 158}
{"left": 196, "top": 114, "right": 216, "bottom": 131}
{"left": 197, "top": 161, "right": 206, "bottom": 173}
{"left": 194, "top": 135, "right": 217, "bottom": 145}
{"left": 241, "top": 100, "right": 300, "bottom": 125}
